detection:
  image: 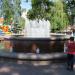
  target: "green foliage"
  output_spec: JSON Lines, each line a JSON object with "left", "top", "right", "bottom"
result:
{"left": 13, "top": 0, "right": 21, "bottom": 17}
{"left": 0, "top": 0, "right": 24, "bottom": 33}
{"left": 51, "top": 0, "right": 69, "bottom": 32}
{"left": 28, "top": 0, "right": 53, "bottom": 20}
{"left": 13, "top": 0, "right": 22, "bottom": 33}
{"left": 18, "top": 17, "right": 25, "bottom": 31}
{"left": 12, "top": 17, "right": 25, "bottom": 33}
{"left": 2, "top": 0, "right": 14, "bottom": 24}
{"left": 27, "top": 0, "right": 69, "bottom": 32}
{"left": 64, "top": 0, "right": 75, "bottom": 25}
{"left": 0, "top": 0, "right": 2, "bottom": 17}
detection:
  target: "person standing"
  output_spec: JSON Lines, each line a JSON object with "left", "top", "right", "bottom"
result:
{"left": 64, "top": 37, "right": 75, "bottom": 71}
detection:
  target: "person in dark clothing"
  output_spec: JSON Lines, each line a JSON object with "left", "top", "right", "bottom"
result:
{"left": 67, "top": 54, "right": 74, "bottom": 70}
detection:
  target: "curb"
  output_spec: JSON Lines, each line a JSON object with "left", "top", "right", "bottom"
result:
{"left": 0, "top": 52, "right": 67, "bottom": 61}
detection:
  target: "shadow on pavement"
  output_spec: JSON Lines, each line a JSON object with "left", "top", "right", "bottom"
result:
{"left": 0, "top": 60, "right": 75, "bottom": 75}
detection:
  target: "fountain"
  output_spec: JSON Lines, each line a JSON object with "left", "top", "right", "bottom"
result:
{"left": 4, "top": 11, "right": 65, "bottom": 53}
{"left": 22, "top": 11, "right": 51, "bottom": 38}
{"left": 25, "top": 19, "right": 50, "bottom": 38}
{"left": 7, "top": 11, "right": 51, "bottom": 53}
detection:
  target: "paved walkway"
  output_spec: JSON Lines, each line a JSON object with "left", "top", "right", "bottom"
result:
{"left": 0, "top": 60, "right": 75, "bottom": 75}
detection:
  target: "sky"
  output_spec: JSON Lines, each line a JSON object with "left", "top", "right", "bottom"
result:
{"left": 21, "top": 0, "right": 31, "bottom": 10}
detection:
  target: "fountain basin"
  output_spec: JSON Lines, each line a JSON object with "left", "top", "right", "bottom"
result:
{"left": 4, "top": 36, "right": 65, "bottom": 53}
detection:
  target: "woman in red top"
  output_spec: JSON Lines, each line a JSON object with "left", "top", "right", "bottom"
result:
{"left": 65, "top": 37, "right": 75, "bottom": 71}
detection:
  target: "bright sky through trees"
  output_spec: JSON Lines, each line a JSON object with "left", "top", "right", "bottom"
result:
{"left": 21, "top": 0, "right": 31, "bottom": 10}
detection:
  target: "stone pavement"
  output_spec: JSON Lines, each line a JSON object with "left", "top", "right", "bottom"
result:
{"left": 0, "top": 60, "right": 75, "bottom": 75}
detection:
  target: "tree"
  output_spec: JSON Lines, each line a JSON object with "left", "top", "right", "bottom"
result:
{"left": 27, "top": 0, "right": 53, "bottom": 20}
{"left": 27, "top": 0, "right": 69, "bottom": 32}
{"left": 0, "top": 0, "right": 25, "bottom": 33}
{"left": 0, "top": 0, "right": 2, "bottom": 17}
{"left": 12, "top": 17, "right": 25, "bottom": 33}
{"left": 51, "top": 0, "right": 69, "bottom": 32}
{"left": 64, "top": 0, "right": 75, "bottom": 25}
{"left": 1, "top": 0, "right": 14, "bottom": 24}
{"left": 12, "top": 0, "right": 21, "bottom": 33}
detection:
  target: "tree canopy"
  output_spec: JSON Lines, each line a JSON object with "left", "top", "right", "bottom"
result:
{"left": 27, "top": 0, "right": 53, "bottom": 20}
{"left": 64, "top": 0, "right": 75, "bottom": 25}
{"left": 0, "top": 0, "right": 72, "bottom": 33}
{"left": 0, "top": 0, "right": 25, "bottom": 33}
{"left": 27, "top": 0, "right": 69, "bottom": 32}
{"left": 1, "top": 0, "right": 14, "bottom": 24}
{"left": 51, "top": 0, "right": 69, "bottom": 32}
